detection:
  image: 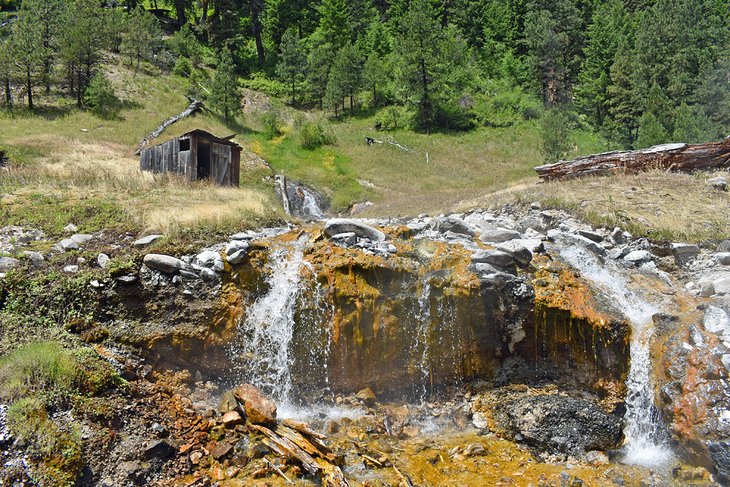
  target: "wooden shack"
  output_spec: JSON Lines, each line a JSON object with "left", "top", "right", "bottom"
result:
{"left": 139, "top": 129, "right": 241, "bottom": 186}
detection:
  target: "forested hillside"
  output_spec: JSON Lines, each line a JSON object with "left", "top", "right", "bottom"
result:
{"left": 1, "top": 0, "right": 729, "bottom": 164}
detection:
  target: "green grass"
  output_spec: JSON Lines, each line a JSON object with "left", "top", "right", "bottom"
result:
{"left": 0, "top": 342, "right": 78, "bottom": 401}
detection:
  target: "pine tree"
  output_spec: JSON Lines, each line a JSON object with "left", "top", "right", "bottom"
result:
{"left": 306, "top": 43, "right": 333, "bottom": 109}
{"left": 209, "top": 49, "right": 241, "bottom": 121}
{"left": 326, "top": 44, "right": 362, "bottom": 116}
{"left": 121, "top": 7, "right": 163, "bottom": 71}
{"left": 316, "top": 0, "right": 352, "bottom": 49}
{"left": 636, "top": 112, "right": 669, "bottom": 149}
{"left": 0, "top": 37, "right": 12, "bottom": 108}
{"left": 672, "top": 103, "right": 716, "bottom": 144}
{"left": 523, "top": 9, "right": 566, "bottom": 106}
{"left": 539, "top": 107, "right": 572, "bottom": 163}
{"left": 276, "top": 28, "right": 306, "bottom": 105}
{"left": 60, "top": 0, "right": 111, "bottom": 107}
{"left": 362, "top": 52, "right": 387, "bottom": 107}
{"left": 607, "top": 41, "right": 641, "bottom": 147}
{"left": 22, "top": 0, "right": 64, "bottom": 95}
{"left": 10, "top": 5, "right": 45, "bottom": 110}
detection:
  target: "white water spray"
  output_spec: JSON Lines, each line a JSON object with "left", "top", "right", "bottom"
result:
{"left": 559, "top": 244, "right": 674, "bottom": 467}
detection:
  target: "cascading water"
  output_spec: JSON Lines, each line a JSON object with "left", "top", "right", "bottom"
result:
{"left": 229, "top": 240, "right": 308, "bottom": 412}
{"left": 558, "top": 243, "right": 674, "bottom": 467}
{"left": 412, "top": 279, "right": 432, "bottom": 403}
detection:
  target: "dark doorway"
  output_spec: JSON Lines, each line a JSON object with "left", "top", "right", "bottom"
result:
{"left": 197, "top": 142, "right": 211, "bottom": 180}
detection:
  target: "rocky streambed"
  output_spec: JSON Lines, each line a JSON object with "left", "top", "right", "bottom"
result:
{"left": 2, "top": 204, "right": 730, "bottom": 486}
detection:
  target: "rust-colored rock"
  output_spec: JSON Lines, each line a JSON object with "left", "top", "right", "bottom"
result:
{"left": 221, "top": 410, "right": 243, "bottom": 427}
{"left": 232, "top": 384, "right": 277, "bottom": 425}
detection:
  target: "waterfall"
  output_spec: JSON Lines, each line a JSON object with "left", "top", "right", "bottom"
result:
{"left": 413, "top": 279, "right": 432, "bottom": 402}
{"left": 558, "top": 244, "right": 674, "bottom": 468}
{"left": 229, "top": 240, "right": 308, "bottom": 409}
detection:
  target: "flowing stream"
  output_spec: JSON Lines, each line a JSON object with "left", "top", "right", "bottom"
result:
{"left": 558, "top": 244, "right": 674, "bottom": 467}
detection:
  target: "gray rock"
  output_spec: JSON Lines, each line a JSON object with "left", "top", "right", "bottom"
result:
{"left": 179, "top": 269, "right": 200, "bottom": 280}
{"left": 226, "top": 240, "right": 249, "bottom": 256}
{"left": 132, "top": 234, "right": 162, "bottom": 247}
{"left": 63, "top": 265, "right": 79, "bottom": 274}
{"left": 143, "top": 254, "right": 185, "bottom": 274}
{"left": 715, "top": 278, "right": 730, "bottom": 296}
{"left": 97, "top": 253, "right": 110, "bottom": 269}
{"left": 577, "top": 229, "right": 604, "bottom": 243}
{"left": 515, "top": 216, "right": 546, "bottom": 233}
{"left": 610, "top": 227, "right": 626, "bottom": 244}
{"left": 324, "top": 218, "right": 386, "bottom": 242}
{"left": 226, "top": 249, "right": 248, "bottom": 265}
{"left": 714, "top": 253, "right": 730, "bottom": 265}
{"left": 195, "top": 250, "right": 220, "bottom": 267}
{"left": 0, "top": 256, "right": 20, "bottom": 272}
{"left": 707, "top": 176, "right": 728, "bottom": 191}
{"left": 688, "top": 324, "right": 705, "bottom": 347}
{"left": 701, "top": 282, "right": 716, "bottom": 297}
{"left": 59, "top": 238, "right": 79, "bottom": 251}
{"left": 115, "top": 274, "right": 137, "bottom": 283}
{"left": 719, "top": 240, "right": 730, "bottom": 253}
{"left": 707, "top": 441, "right": 730, "bottom": 485}
{"left": 331, "top": 232, "right": 357, "bottom": 246}
{"left": 530, "top": 201, "right": 541, "bottom": 210}
{"left": 63, "top": 223, "right": 78, "bottom": 233}
{"left": 624, "top": 250, "right": 652, "bottom": 265}
{"left": 671, "top": 243, "right": 700, "bottom": 265}
{"left": 200, "top": 268, "right": 220, "bottom": 283}
{"left": 387, "top": 243, "right": 397, "bottom": 253}
{"left": 722, "top": 355, "right": 730, "bottom": 372}
{"left": 609, "top": 247, "right": 631, "bottom": 260}
{"left": 471, "top": 249, "right": 515, "bottom": 268}
{"left": 703, "top": 306, "right": 730, "bottom": 335}
{"left": 70, "top": 234, "right": 92, "bottom": 244}
{"left": 213, "top": 257, "right": 225, "bottom": 272}
{"left": 480, "top": 228, "right": 521, "bottom": 244}
{"left": 496, "top": 241, "right": 533, "bottom": 267}
{"left": 431, "top": 216, "right": 475, "bottom": 236}
{"left": 141, "top": 440, "right": 176, "bottom": 461}
{"left": 23, "top": 251, "right": 45, "bottom": 268}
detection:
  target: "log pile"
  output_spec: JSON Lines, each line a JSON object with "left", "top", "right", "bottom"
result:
{"left": 534, "top": 138, "right": 730, "bottom": 181}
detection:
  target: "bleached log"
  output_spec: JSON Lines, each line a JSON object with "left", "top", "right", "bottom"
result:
{"left": 135, "top": 99, "right": 203, "bottom": 155}
{"left": 534, "top": 138, "right": 730, "bottom": 181}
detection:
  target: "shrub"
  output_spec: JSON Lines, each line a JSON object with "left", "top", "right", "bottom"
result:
{"left": 0, "top": 342, "right": 78, "bottom": 401}
{"left": 374, "top": 106, "right": 408, "bottom": 131}
{"left": 173, "top": 57, "right": 192, "bottom": 78}
{"left": 83, "top": 73, "right": 120, "bottom": 119}
{"left": 261, "top": 108, "right": 283, "bottom": 139}
{"left": 299, "top": 122, "right": 334, "bottom": 150}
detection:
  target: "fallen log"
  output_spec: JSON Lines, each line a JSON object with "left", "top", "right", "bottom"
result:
{"left": 534, "top": 138, "right": 730, "bottom": 181}
{"left": 134, "top": 99, "right": 203, "bottom": 155}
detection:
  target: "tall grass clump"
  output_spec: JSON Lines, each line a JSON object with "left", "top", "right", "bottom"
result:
{"left": 0, "top": 342, "right": 78, "bottom": 401}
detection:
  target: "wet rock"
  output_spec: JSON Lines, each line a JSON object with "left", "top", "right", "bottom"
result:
{"left": 463, "top": 443, "right": 487, "bottom": 457}
{"left": 97, "top": 253, "right": 110, "bottom": 268}
{"left": 624, "top": 250, "right": 652, "bottom": 265}
{"left": 232, "top": 384, "right": 277, "bottom": 425}
{"left": 211, "top": 441, "right": 233, "bottom": 460}
{"left": 496, "top": 241, "right": 534, "bottom": 267}
{"left": 0, "top": 256, "right": 20, "bottom": 272}
{"left": 226, "top": 241, "right": 249, "bottom": 265}
{"left": 471, "top": 249, "right": 515, "bottom": 269}
{"left": 671, "top": 243, "right": 700, "bottom": 265}
{"left": 355, "top": 387, "right": 377, "bottom": 406}
{"left": 141, "top": 440, "right": 176, "bottom": 460}
{"left": 221, "top": 411, "right": 244, "bottom": 427}
{"left": 431, "top": 216, "right": 475, "bottom": 236}
{"left": 133, "top": 234, "right": 161, "bottom": 247}
{"left": 218, "top": 391, "right": 238, "bottom": 413}
{"left": 480, "top": 228, "right": 520, "bottom": 244}
{"left": 496, "top": 394, "right": 622, "bottom": 456}
{"left": 584, "top": 450, "right": 609, "bottom": 466}
{"left": 708, "top": 441, "right": 730, "bottom": 484}
{"left": 143, "top": 254, "right": 185, "bottom": 274}
{"left": 714, "top": 253, "right": 730, "bottom": 266}
{"left": 324, "top": 219, "right": 386, "bottom": 242}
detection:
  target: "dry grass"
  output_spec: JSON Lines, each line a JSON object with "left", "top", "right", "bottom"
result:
{"left": 455, "top": 169, "right": 730, "bottom": 242}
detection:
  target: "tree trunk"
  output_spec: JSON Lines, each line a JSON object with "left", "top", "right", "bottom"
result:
{"left": 349, "top": 92, "right": 354, "bottom": 117}
{"left": 76, "top": 67, "right": 83, "bottom": 108}
{"left": 291, "top": 78, "right": 295, "bottom": 105}
{"left": 534, "top": 139, "right": 730, "bottom": 181}
{"left": 250, "top": 0, "right": 265, "bottom": 66}
{"left": 174, "top": 0, "right": 187, "bottom": 29}
{"left": 4, "top": 77, "right": 11, "bottom": 109}
{"left": 26, "top": 67, "right": 33, "bottom": 110}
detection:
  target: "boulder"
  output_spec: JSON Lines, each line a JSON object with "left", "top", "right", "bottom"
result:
{"left": 703, "top": 306, "right": 730, "bottom": 335}
{"left": 431, "top": 216, "right": 475, "bottom": 236}
{"left": 0, "top": 256, "right": 20, "bottom": 272}
{"left": 471, "top": 249, "right": 515, "bottom": 269}
{"left": 624, "top": 250, "right": 652, "bottom": 265}
{"left": 480, "top": 228, "right": 520, "bottom": 244}
{"left": 143, "top": 254, "right": 185, "bottom": 274}
{"left": 355, "top": 387, "right": 377, "bottom": 406}
{"left": 324, "top": 219, "right": 386, "bottom": 242}
{"left": 714, "top": 253, "right": 730, "bottom": 266}
{"left": 496, "top": 241, "right": 533, "bottom": 267}
{"left": 226, "top": 250, "right": 248, "bottom": 265}
{"left": 610, "top": 228, "right": 626, "bottom": 244}
{"left": 232, "top": 384, "right": 277, "bottom": 425}
{"left": 70, "top": 234, "right": 92, "bottom": 244}
{"left": 577, "top": 229, "right": 604, "bottom": 243}
{"left": 195, "top": 250, "right": 221, "bottom": 268}
{"left": 22, "top": 251, "right": 45, "bottom": 268}
{"left": 715, "top": 278, "right": 730, "bottom": 296}
{"left": 497, "top": 394, "right": 622, "bottom": 456}
{"left": 226, "top": 240, "right": 249, "bottom": 256}
{"left": 59, "top": 238, "right": 79, "bottom": 251}
{"left": 133, "top": 234, "right": 161, "bottom": 247}
{"left": 671, "top": 243, "right": 701, "bottom": 265}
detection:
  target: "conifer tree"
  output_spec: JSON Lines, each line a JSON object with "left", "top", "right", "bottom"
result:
{"left": 539, "top": 107, "right": 573, "bottom": 163}
{"left": 363, "top": 52, "right": 387, "bottom": 107}
{"left": 209, "top": 49, "right": 241, "bottom": 121}
{"left": 121, "top": 7, "right": 163, "bottom": 71}
{"left": 276, "top": 28, "right": 306, "bottom": 105}
{"left": 316, "top": 0, "right": 351, "bottom": 49}
{"left": 636, "top": 112, "right": 669, "bottom": 149}
{"left": 10, "top": 5, "right": 45, "bottom": 110}
{"left": 607, "top": 42, "right": 641, "bottom": 147}
{"left": 306, "top": 43, "right": 333, "bottom": 109}
{"left": 0, "top": 37, "right": 12, "bottom": 108}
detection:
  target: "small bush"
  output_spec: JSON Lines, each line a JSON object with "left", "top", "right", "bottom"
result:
{"left": 83, "top": 73, "right": 120, "bottom": 120}
{"left": 299, "top": 122, "right": 334, "bottom": 150}
{"left": 0, "top": 342, "right": 78, "bottom": 401}
{"left": 240, "top": 73, "right": 288, "bottom": 99}
{"left": 173, "top": 57, "right": 192, "bottom": 78}
{"left": 261, "top": 108, "right": 283, "bottom": 139}
{"left": 374, "top": 106, "right": 407, "bottom": 131}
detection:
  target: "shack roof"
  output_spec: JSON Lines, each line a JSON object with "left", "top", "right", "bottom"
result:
{"left": 181, "top": 129, "right": 242, "bottom": 148}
